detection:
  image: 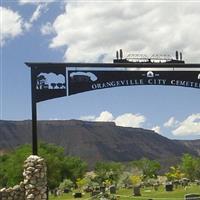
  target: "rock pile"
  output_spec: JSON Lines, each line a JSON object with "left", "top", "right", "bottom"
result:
{"left": 0, "top": 155, "right": 47, "bottom": 200}
{"left": 23, "top": 155, "right": 47, "bottom": 200}
{"left": 0, "top": 182, "right": 25, "bottom": 200}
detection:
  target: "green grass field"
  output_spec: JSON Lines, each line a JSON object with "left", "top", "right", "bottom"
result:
{"left": 49, "top": 184, "right": 200, "bottom": 200}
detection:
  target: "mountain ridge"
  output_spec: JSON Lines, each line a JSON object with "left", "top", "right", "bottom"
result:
{"left": 0, "top": 120, "right": 199, "bottom": 168}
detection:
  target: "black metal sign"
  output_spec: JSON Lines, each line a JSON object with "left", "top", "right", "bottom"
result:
{"left": 32, "top": 66, "right": 200, "bottom": 102}
{"left": 34, "top": 67, "right": 66, "bottom": 102}
{"left": 26, "top": 62, "right": 200, "bottom": 155}
{"left": 68, "top": 70, "right": 200, "bottom": 95}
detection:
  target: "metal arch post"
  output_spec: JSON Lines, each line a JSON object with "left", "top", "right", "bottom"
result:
{"left": 31, "top": 67, "right": 38, "bottom": 155}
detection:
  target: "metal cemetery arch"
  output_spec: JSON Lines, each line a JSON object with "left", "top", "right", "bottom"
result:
{"left": 26, "top": 61, "right": 200, "bottom": 155}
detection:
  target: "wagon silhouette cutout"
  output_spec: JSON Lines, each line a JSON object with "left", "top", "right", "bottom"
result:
{"left": 70, "top": 72, "right": 97, "bottom": 82}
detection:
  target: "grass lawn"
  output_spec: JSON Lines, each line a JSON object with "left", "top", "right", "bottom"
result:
{"left": 49, "top": 184, "right": 200, "bottom": 200}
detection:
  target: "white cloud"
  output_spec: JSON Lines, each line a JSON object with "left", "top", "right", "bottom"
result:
{"left": 0, "top": 7, "right": 24, "bottom": 46}
{"left": 23, "top": 22, "right": 32, "bottom": 31}
{"left": 30, "top": 4, "right": 46, "bottom": 23}
{"left": 95, "top": 111, "right": 114, "bottom": 122}
{"left": 164, "top": 117, "right": 179, "bottom": 128}
{"left": 0, "top": 4, "right": 46, "bottom": 46}
{"left": 115, "top": 113, "right": 145, "bottom": 128}
{"left": 151, "top": 126, "right": 161, "bottom": 134}
{"left": 80, "top": 115, "right": 96, "bottom": 121}
{"left": 46, "top": 2, "right": 200, "bottom": 62}
{"left": 172, "top": 113, "right": 200, "bottom": 136}
{"left": 41, "top": 22, "right": 54, "bottom": 35}
{"left": 80, "top": 111, "right": 145, "bottom": 128}
{"left": 18, "top": 0, "right": 52, "bottom": 31}
{"left": 19, "top": 0, "right": 54, "bottom": 5}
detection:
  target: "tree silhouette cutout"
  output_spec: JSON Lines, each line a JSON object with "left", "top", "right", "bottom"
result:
{"left": 57, "top": 83, "right": 63, "bottom": 89}
{"left": 62, "top": 83, "right": 66, "bottom": 88}
{"left": 37, "top": 75, "right": 46, "bottom": 89}
{"left": 51, "top": 83, "right": 56, "bottom": 89}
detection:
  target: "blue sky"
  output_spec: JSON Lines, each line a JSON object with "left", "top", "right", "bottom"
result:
{"left": 1, "top": 0, "right": 200, "bottom": 140}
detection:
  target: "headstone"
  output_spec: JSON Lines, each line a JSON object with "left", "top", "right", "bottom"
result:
{"left": 91, "top": 190, "right": 100, "bottom": 197}
{"left": 195, "top": 180, "right": 200, "bottom": 186}
{"left": 64, "top": 188, "right": 70, "bottom": 193}
{"left": 109, "top": 185, "right": 116, "bottom": 194}
{"left": 173, "top": 180, "right": 180, "bottom": 189}
{"left": 184, "top": 194, "right": 200, "bottom": 200}
{"left": 84, "top": 187, "right": 92, "bottom": 193}
{"left": 74, "top": 192, "right": 82, "bottom": 198}
{"left": 165, "top": 183, "right": 173, "bottom": 191}
{"left": 133, "top": 186, "right": 141, "bottom": 196}
{"left": 181, "top": 178, "right": 190, "bottom": 187}
{"left": 53, "top": 189, "right": 58, "bottom": 196}
{"left": 100, "top": 193, "right": 109, "bottom": 200}
{"left": 100, "top": 197, "right": 108, "bottom": 200}
{"left": 100, "top": 186, "right": 106, "bottom": 193}
{"left": 127, "top": 184, "right": 133, "bottom": 189}
{"left": 153, "top": 184, "right": 159, "bottom": 191}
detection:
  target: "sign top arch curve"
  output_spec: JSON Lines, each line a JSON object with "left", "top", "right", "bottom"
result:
{"left": 26, "top": 61, "right": 200, "bottom": 103}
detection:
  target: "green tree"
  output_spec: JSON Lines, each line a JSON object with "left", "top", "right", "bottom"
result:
{"left": 0, "top": 144, "right": 31, "bottom": 187}
{"left": 59, "top": 179, "right": 74, "bottom": 191}
{"left": 165, "top": 166, "right": 185, "bottom": 181}
{"left": 94, "top": 161, "right": 124, "bottom": 184}
{"left": 62, "top": 156, "right": 88, "bottom": 184}
{"left": 38, "top": 142, "right": 67, "bottom": 190}
{"left": 132, "top": 158, "right": 161, "bottom": 180}
{"left": 0, "top": 142, "right": 87, "bottom": 190}
{"left": 76, "top": 177, "right": 91, "bottom": 191}
{"left": 129, "top": 175, "right": 142, "bottom": 186}
{"left": 180, "top": 154, "right": 200, "bottom": 180}
{"left": 0, "top": 154, "right": 9, "bottom": 187}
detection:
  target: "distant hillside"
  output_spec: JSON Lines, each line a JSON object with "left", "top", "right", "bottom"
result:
{"left": 177, "top": 139, "right": 200, "bottom": 155}
{"left": 0, "top": 120, "right": 199, "bottom": 168}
